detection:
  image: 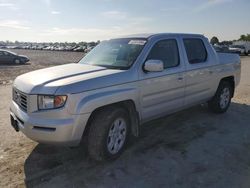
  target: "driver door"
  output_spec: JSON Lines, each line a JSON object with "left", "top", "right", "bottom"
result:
{"left": 0, "top": 51, "right": 5, "bottom": 63}
{"left": 139, "top": 38, "right": 185, "bottom": 122}
{"left": 3, "top": 51, "right": 14, "bottom": 63}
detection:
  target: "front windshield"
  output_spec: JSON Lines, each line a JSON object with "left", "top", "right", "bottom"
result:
{"left": 79, "top": 38, "right": 147, "bottom": 69}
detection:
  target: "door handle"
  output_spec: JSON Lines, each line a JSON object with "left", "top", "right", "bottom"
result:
{"left": 209, "top": 70, "right": 213, "bottom": 74}
{"left": 178, "top": 77, "right": 184, "bottom": 81}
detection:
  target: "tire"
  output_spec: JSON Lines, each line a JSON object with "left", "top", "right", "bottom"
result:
{"left": 208, "top": 81, "right": 233, "bottom": 113}
{"left": 87, "top": 107, "right": 130, "bottom": 161}
{"left": 14, "top": 59, "right": 21, "bottom": 64}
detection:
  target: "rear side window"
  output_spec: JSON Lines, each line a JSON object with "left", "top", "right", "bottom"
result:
{"left": 183, "top": 39, "right": 207, "bottom": 64}
{"left": 147, "top": 39, "right": 179, "bottom": 69}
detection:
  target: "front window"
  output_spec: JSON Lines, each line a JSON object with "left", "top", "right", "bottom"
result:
{"left": 147, "top": 39, "right": 180, "bottom": 69}
{"left": 79, "top": 38, "right": 147, "bottom": 70}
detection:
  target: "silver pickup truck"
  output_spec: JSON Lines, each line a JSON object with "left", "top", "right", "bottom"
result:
{"left": 10, "top": 33, "right": 241, "bottom": 161}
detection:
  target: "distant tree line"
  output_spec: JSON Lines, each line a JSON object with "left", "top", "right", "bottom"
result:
{"left": 210, "top": 34, "right": 250, "bottom": 45}
{"left": 239, "top": 34, "right": 250, "bottom": 41}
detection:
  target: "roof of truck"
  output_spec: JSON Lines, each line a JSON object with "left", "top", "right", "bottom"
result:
{"left": 119, "top": 33, "right": 205, "bottom": 39}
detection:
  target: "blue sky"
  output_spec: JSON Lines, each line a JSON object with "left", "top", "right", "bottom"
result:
{"left": 0, "top": 0, "right": 249, "bottom": 42}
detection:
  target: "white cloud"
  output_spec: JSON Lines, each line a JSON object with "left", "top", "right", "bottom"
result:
{"left": 0, "top": 3, "right": 14, "bottom": 7}
{"left": 43, "top": 0, "right": 51, "bottom": 6}
{"left": 161, "top": 7, "right": 183, "bottom": 12}
{"left": 39, "top": 27, "right": 121, "bottom": 37}
{"left": 51, "top": 10, "right": 60, "bottom": 14}
{"left": 195, "top": 0, "right": 233, "bottom": 12}
{"left": 101, "top": 10, "right": 152, "bottom": 25}
{"left": 35, "top": 10, "right": 154, "bottom": 42}
{"left": 129, "top": 17, "right": 152, "bottom": 25}
{"left": 0, "top": 20, "right": 30, "bottom": 30}
{"left": 0, "top": 2, "right": 19, "bottom": 10}
{"left": 37, "top": 23, "right": 154, "bottom": 42}
{"left": 102, "top": 11, "right": 127, "bottom": 19}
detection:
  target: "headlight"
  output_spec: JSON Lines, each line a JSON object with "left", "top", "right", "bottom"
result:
{"left": 38, "top": 95, "right": 67, "bottom": 110}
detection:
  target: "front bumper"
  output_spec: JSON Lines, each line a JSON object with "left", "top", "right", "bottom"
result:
{"left": 19, "top": 58, "right": 29, "bottom": 64}
{"left": 10, "top": 100, "right": 90, "bottom": 146}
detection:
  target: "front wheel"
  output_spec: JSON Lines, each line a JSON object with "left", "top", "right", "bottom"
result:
{"left": 87, "top": 107, "right": 130, "bottom": 161}
{"left": 208, "top": 81, "right": 233, "bottom": 113}
{"left": 14, "top": 59, "right": 21, "bottom": 64}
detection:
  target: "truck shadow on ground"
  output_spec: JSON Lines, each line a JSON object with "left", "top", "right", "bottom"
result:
{"left": 24, "top": 102, "right": 250, "bottom": 187}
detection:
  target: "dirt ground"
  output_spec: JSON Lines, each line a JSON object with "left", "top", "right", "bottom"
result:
{"left": 0, "top": 51, "right": 250, "bottom": 188}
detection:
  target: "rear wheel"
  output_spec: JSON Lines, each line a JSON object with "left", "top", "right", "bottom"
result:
{"left": 87, "top": 107, "right": 130, "bottom": 161}
{"left": 208, "top": 81, "right": 233, "bottom": 113}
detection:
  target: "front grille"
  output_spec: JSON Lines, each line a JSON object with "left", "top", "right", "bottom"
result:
{"left": 13, "top": 88, "right": 28, "bottom": 112}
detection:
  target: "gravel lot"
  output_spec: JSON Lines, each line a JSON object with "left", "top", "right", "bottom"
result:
{"left": 0, "top": 51, "right": 250, "bottom": 188}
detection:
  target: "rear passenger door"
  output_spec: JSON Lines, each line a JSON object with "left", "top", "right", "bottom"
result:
{"left": 139, "top": 38, "right": 185, "bottom": 122}
{"left": 182, "top": 38, "right": 216, "bottom": 107}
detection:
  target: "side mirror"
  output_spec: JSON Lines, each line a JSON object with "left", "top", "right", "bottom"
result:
{"left": 144, "top": 60, "right": 164, "bottom": 72}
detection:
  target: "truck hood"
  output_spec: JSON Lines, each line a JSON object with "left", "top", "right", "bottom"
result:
{"left": 14, "top": 63, "right": 134, "bottom": 94}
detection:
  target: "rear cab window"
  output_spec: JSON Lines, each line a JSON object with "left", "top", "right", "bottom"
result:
{"left": 183, "top": 38, "right": 207, "bottom": 64}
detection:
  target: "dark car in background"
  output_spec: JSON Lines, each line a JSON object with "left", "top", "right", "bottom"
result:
{"left": 213, "top": 45, "right": 243, "bottom": 55}
{"left": 0, "top": 50, "right": 29, "bottom": 64}
{"left": 213, "top": 45, "right": 230, "bottom": 53}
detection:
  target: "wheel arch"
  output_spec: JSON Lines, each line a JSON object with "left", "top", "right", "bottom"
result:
{"left": 219, "top": 76, "right": 235, "bottom": 97}
{"left": 82, "top": 99, "right": 140, "bottom": 140}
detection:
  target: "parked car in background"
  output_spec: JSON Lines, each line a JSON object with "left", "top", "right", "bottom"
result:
{"left": 233, "top": 41, "right": 250, "bottom": 55}
{"left": 10, "top": 33, "right": 241, "bottom": 161}
{"left": 0, "top": 50, "right": 29, "bottom": 64}
{"left": 213, "top": 45, "right": 242, "bottom": 54}
{"left": 229, "top": 45, "right": 247, "bottom": 55}
{"left": 0, "top": 42, "right": 98, "bottom": 52}
{"left": 65, "top": 46, "right": 75, "bottom": 51}
{"left": 0, "top": 45, "right": 7, "bottom": 49}
{"left": 43, "top": 46, "right": 52, "bottom": 50}
{"left": 85, "top": 46, "right": 95, "bottom": 53}
{"left": 73, "top": 46, "right": 86, "bottom": 52}
{"left": 213, "top": 45, "right": 230, "bottom": 53}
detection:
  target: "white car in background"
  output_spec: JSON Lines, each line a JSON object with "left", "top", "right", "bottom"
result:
{"left": 229, "top": 45, "right": 247, "bottom": 55}
{"left": 233, "top": 41, "right": 250, "bottom": 55}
